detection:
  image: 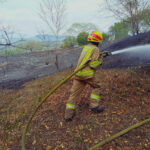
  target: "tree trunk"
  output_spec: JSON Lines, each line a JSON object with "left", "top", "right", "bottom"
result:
{"left": 56, "top": 35, "right": 58, "bottom": 49}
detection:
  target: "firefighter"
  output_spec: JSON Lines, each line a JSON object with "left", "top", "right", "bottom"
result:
{"left": 65, "top": 30, "right": 105, "bottom": 122}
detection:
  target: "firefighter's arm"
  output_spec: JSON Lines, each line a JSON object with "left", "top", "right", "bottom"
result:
{"left": 89, "top": 49, "right": 112, "bottom": 69}
{"left": 97, "top": 51, "right": 112, "bottom": 65}
{"left": 88, "top": 47, "right": 102, "bottom": 69}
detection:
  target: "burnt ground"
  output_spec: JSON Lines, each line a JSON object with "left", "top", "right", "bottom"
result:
{"left": 0, "top": 67, "right": 150, "bottom": 150}
{"left": 0, "top": 31, "right": 150, "bottom": 90}
{"left": 101, "top": 31, "right": 150, "bottom": 52}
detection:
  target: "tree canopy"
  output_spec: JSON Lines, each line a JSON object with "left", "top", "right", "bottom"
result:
{"left": 61, "top": 36, "right": 77, "bottom": 48}
{"left": 109, "top": 21, "right": 129, "bottom": 39}
{"left": 66, "top": 23, "right": 98, "bottom": 36}
{"left": 77, "top": 32, "right": 89, "bottom": 46}
{"left": 39, "top": 0, "right": 67, "bottom": 48}
{"left": 103, "top": 0, "right": 150, "bottom": 35}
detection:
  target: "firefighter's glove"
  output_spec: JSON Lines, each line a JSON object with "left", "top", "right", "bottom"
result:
{"left": 100, "top": 51, "right": 112, "bottom": 58}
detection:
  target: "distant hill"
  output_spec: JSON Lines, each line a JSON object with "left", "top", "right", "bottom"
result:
{"left": 0, "top": 34, "right": 66, "bottom": 50}
{"left": 27, "top": 34, "right": 66, "bottom": 42}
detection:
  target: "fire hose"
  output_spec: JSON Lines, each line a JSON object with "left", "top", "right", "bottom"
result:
{"left": 22, "top": 51, "right": 150, "bottom": 150}
{"left": 88, "top": 117, "right": 150, "bottom": 150}
{"left": 22, "top": 62, "right": 88, "bottom": 150}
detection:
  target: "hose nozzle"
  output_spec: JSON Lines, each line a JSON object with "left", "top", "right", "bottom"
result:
{"left": 100, "top": 51, "right": 112, "bottom": 58}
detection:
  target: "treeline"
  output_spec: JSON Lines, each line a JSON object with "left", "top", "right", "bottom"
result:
{"left": 61, "top": 13, "right": 150, "bottom": 48}
{"left": 62, "top": 0, "right": 150, "bottom": 48}
{"left": 61, "top": 23, "right": 109, "bottom": 48}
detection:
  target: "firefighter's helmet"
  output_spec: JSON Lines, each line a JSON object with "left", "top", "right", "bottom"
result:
{"left": 88, "top": 30, "right": 103, "bottom": 43}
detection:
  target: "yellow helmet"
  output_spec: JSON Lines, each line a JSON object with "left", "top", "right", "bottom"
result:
{"left": 88, "top": 30, "right": 103, "bottom": 43}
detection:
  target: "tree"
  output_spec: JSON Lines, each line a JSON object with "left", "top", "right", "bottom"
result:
{"left": 140, "top": 8, "right": 150, "bottom": 32}
{"left": 109, "top": 21, "right": 129, "bottom": 39}
{"left": 61, "top": 36, "right": 77, "bottom": 48}
{"left": 21, "top": 40, "right": 43, "bottom": 52}
{"left": 39, "top": 0, "right": 67, "bottom": 48}
{"left": 0, "top": 0, "right": 20, "bottom": 47}
{"left": 102, "top": 32, "right": 109, "bottom": 41}
{"left": 0, "top": 0, "right": 13, "bottom": 47}
{"left": 142, "top": 9, "right": 150, "bottom": 26}
{"left": 103, "top": 0, "right": 150, "bottom": 35}
{"left": 77, "top": 32, "right": 89, "bottom": 46}
{"left": 66, "top": 23, "right": 98, "bottom": 36}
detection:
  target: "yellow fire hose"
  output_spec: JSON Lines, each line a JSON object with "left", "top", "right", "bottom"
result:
{"left": 22, "top": 63, "right": 150, "bottom": 150}
{"left": 22, "top": 64, "right": 87, "bottom": 150}
{"left": 88, "top": 118, "right": 150, "bottom": 150}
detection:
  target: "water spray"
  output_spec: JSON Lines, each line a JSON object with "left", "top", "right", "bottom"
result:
{"left": 111, "top": 44, "right": 150, "bottom": 56}
{"left": 101, "top": 44, "right": 150, "bottom": 57}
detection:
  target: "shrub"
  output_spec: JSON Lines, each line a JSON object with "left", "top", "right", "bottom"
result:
{"left": 61, "top": 36, "right": 77, "bottom": 48}
{"left": 77, "top": 32, "right": 89, "bottom": 46}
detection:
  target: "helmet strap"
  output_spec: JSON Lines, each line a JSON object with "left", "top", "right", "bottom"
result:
{"left": 90, "top": 41, "right": 99, "bottom": 47}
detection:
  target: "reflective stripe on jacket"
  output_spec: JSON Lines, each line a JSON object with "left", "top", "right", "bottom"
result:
{"left": 75, "top": 43, "right": 102, "bottom": 79}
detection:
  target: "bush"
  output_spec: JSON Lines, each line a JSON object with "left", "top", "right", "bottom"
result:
{"left": 77, "top": 32, "right": 89, "bottom": 46}
{"left": 23, "top": 40, "right": 43, "bottom": 52}
{"left": 61, "top": 36, "right": 77, "bottom": 48}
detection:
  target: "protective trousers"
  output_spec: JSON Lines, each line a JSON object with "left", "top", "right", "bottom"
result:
{"left": 65, "top": 75, "right": 101, "bottom": 119}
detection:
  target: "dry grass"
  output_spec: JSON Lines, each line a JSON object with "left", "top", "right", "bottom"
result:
{"left": 0, "top": 67, "right": 150, "bottom": 150}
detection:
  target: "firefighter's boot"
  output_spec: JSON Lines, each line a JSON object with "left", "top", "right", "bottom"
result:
{"left": 64, "top": 109, "right": 76, "bottom": 122}
{"left": 90, "top": 105, "right": 104, "bottom": 113}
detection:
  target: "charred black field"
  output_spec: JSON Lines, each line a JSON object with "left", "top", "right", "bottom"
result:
{"left": 0, "top": 31, "right": 150, "bottom": 90}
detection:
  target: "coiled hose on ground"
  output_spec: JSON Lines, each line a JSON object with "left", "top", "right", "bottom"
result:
{"left": 22, "top": 63, "right": 150, "bottom": 150}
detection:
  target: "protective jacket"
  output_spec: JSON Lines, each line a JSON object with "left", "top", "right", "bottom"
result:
{"left": 75, "top": 43, "right": 102, "bottom": 80}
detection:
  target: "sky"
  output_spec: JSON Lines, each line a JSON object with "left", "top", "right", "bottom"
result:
{"left": 0, "top": 0, "right": 118, "bottom": 37}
